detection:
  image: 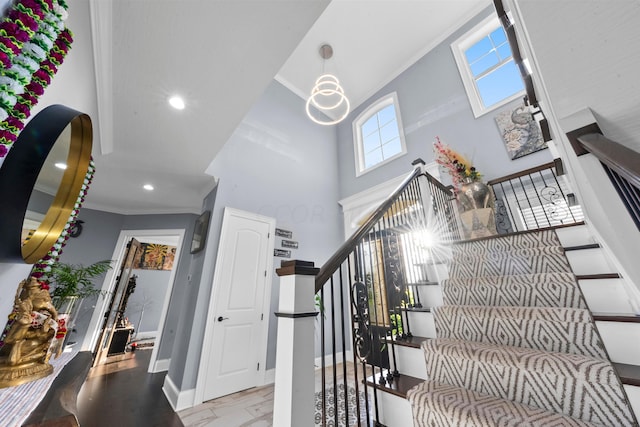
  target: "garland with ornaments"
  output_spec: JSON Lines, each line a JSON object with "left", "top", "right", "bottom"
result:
{"left": 30, "top": 158, "right": 95, "bottom": 283}
{"left": 0, "top": 0, "right": 72, "bottom": 158}
{"left": 0, "top": 0, "right": 82, "bottom": 350}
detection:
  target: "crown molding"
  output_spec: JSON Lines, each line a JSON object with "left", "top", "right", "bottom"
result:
{"left": 89, "top": 0, "right": 114, "bottom": 155}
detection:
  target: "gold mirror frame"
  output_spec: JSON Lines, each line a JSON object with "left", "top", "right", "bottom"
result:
{"left": 0, "top": 105, "right": 92, "bottom": 264}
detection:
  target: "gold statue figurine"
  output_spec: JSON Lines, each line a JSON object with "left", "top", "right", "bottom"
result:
{"left": 0, "top": 277, "right": 60, "bottom": 388}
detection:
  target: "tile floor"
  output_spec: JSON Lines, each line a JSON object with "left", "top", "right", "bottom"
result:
{"left": 177, "top": 384, "right": 275, "bottom": 427}
{"left": 177, "top": 362, "right": 359, "bottom": 427}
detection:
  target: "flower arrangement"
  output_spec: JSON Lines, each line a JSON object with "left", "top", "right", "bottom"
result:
{"left": 0, "top": 0, "right": 72, "bottom": 158}
{"left": 433, "top": 136, "right": 481, "bottom": 190}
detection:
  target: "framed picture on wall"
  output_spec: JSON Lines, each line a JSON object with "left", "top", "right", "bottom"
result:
{"left": 495, "top": 104, "right": 547, "bottom": 160}
{"left": 190, "top": 210, "right": 211, "bottom": 254}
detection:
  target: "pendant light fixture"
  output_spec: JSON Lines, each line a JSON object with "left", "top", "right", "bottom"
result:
{"left": 305, "top": 44, "right": 350, "bottom": 126}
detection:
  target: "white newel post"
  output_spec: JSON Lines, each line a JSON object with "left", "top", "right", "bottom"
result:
{"left": 273, "top": 260, "right": 319, "bottom": 427}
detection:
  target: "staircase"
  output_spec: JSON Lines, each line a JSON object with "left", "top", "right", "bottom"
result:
{"left": 372, "top": 223, "right": 640, "bottom": 426}
{"left": 305, "top": 162, "right": 640, "bottom": 426}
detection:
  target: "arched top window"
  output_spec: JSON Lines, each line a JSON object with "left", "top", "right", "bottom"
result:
{"left": 352, "top": 92, "right": 407, "bottom": 176}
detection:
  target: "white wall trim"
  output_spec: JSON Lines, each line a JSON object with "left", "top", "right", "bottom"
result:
{"left": 193, "top": 208, "right": 276, "bottom": 407}
{"left": 339, "top": 162, "right": 439, "bottom": 238}
{"left": 152, "top": 358, "right": 171, "bottom": 373}
{"left": 82, "top": 228, "right": 186, "bottom": 377}
{"left": 132, "top": 330, "right": 157, "bottom": 341}
{"left": 163, "top": 374, "right": 195, "bottom": 412}
{"left": 314, "top": 351, "right": 354, "bottom": 370}
{"left": 88, "top": 0, "right": 113, "bottom": 155}
{"left": 264, "top": 368, "right": 276, "bottom": 386}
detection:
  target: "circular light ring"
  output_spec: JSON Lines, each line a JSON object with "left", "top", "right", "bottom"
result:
{"left": 309, "top": 74, "right": 347, "bottom": 110}
{"left": 0, "top": 104, "right": 93, "bottom": 263}
{"left": 306, "top": 74, "right": 351, "bottom": 126}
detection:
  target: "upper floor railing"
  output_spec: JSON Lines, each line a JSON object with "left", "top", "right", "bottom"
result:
{"left": 567, "top": 122, "right": 640, "bottom": 231}
{"left": 487, "top": 159, "right": 584, "bottom": 234}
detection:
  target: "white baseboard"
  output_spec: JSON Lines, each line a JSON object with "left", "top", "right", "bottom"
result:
{"left": 264, "top": 368, "right": 276, "bottom": 385}
{"left": 314, "top": 351, "right": 354, "bottom": 369}
{"left": 162, "top": 374, "right": 195, "bottom": 412}
{"left": 152, "top": 358, "right": 170, "bottom": 373}
{"left": 132, "top": 330, "right": 158, "bottom": 341}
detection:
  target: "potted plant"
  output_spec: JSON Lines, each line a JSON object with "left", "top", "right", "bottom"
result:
{"left": 49, "top": 260, "right": 113, "bottom": 301}
{"left": 47, "top": 260, "right": 112, "bottom": 347}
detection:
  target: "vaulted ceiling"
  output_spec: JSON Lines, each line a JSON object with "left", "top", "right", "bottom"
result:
{"left": 35, "top": 0, "right": 490, "bottom": 214}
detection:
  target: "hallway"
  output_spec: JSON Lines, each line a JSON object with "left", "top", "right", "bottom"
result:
{"left": 77, "top": 349, "right": 183, "bottom": 427}
{"left": 77, "top": 348, "right": 275, "bottom": 427}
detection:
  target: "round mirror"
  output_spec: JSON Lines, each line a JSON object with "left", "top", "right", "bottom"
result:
{"left": 0, "top": 104, "right": 93, "bottom": 263}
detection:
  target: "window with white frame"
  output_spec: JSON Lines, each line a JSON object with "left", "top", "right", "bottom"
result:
{"left": 353, "top": 93, "right": 407, "bottom": 176}
{"left": 451, "top": 15, "right": 525, "bottom": 117}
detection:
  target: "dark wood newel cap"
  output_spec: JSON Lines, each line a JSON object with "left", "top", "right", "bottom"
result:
{"left": 276, "top": 260, "right": 320, "bottom": 277}
{"left": 411, "top": 158, "right": 425, "bottom": 166}
{"left": 566, "top": 122, "right": 602, "bottom": 156}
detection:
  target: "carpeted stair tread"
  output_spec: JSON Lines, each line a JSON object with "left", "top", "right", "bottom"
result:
{"left": 409, "top": 228, "right": 637, "bottom": 426}
{"left": 407, "top": 380, "right": 600, "bottom": 427}
{"left": 421, "top": 339, "right": 634, "bottom": 425}
{"left": 442, "top": 272, "right": 587, "bottom": 308}
{"left": 433, "top": 306, "right": 607, "bottom": 358}
{"left": 448, "top": 246, "right": 572, "bottom": 278}
{"left": 452, "top": 229, "right": 563, "bottom": 254}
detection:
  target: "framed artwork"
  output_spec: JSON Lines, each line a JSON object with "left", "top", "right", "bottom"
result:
{"left": 495, "top": 104, "right": 547, "bottom": 159}
{"left": 133, "top": 243, "right": 176, "bottom": 270}
{"left": 190, "top": 210, "right": 211, "bottom": 254}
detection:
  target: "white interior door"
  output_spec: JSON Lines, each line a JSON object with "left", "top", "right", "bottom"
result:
{"left": 202, "top": 208, "right": 274, "bottom": 401}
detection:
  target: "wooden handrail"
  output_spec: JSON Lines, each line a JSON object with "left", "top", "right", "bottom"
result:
{"left": 315, "top": 166, "right": 422, "bottom": 292}
{"left": 486, "top": 161, "right": 556, "bottom": 186}
{"left": 425, "top": 172, "right": 454, "bottom": 194}
{"left": 577, "top": 132, "right": 640, "bottom": 191}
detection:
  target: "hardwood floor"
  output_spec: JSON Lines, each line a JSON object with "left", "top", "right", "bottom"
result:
{"left": 76, "top": 349, "right": 362, "bottom": 427}
{"left": 77, "top": 349, "right": 183, "bottom": 427}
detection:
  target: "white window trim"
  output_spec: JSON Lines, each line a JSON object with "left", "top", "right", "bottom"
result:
{"left": 451, "top": 14, "right": 525, "bottom": 118}
{"left": 352, "top": 92, "right": 407, "bottom": 177}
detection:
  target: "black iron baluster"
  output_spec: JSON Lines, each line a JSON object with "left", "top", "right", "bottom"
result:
{"left": 320, "top": 284, "right": 326, "bottom": 427}
{"left": 547, "top": 168, "right": 578, "bottom": 224}
{"left": 527, "top": 171, "right": 549, "bottom": 227}
{"left": 364, "top": 227, "right": 383, "bottom": 423}
{"left": 499, "top": 181, "right": 518, "bottom": 232}
{"left": 517, "top": 175, "right": 540, "bottom": 230}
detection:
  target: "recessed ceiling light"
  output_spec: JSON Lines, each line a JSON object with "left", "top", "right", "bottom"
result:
{"left": 168, "top": 96, "right": 185, "bottom": 110}
{"left": 54, "top": 162, "right": 67, "bottom": 170}
{"left": 143, "top": 184, "right": 154, "bottom": 191}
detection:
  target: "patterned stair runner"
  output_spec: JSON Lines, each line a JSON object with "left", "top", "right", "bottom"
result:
{"left": 442, "top": 272, "right": 588, "bottom": 308}
{"left": 407, "top": 381, "right": 597, "bottom": 427}
{"left": 408, "top": 229, "right": 637, "bottom": 426}
{"left": 434, "top": 306, "right": 607, "bottom": 358}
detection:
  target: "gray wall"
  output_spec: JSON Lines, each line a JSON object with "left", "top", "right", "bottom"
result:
{"left": 166, "top": 80, "right": 343, "bottom": 391}
{"left": 0, "top": 198, "right": 196, "bottom": 360}
{"left": 54, "top": 209, "right": 196, "bottom": 358}
{"left": 125, "top": 269, "right": 172, "bottom": 334}
{"left": 336, "top": 6, "right": 553, "bottom": 199}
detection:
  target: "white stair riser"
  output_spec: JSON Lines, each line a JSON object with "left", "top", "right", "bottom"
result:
{"left": 377, "top": 389, "right": 415, "bottom": 427}
{"left": 395, "top": 345, "right": 427, "bottom": 380}
{"left": 407, "top": 311, "right": 436, "bottom": 338}
{"left": 411, "top": 285, "right": 443, "bottom": 309}
{"left": 565, "top": 248, "right": 615, "bottom": 275}
{"left": 555, "top": 225, "right": 595, "bottom": 247}
{"left": 579, "top": 279, "right": 635, "bottom": 313}
{"left": 595, "top": 321, "right": 640, "bottom": 365}
{"left": 623, "top": 385, "right": 640, "bottom": 422}
{"left": 423, "top": 263, "right": 449, "bottom": 282}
